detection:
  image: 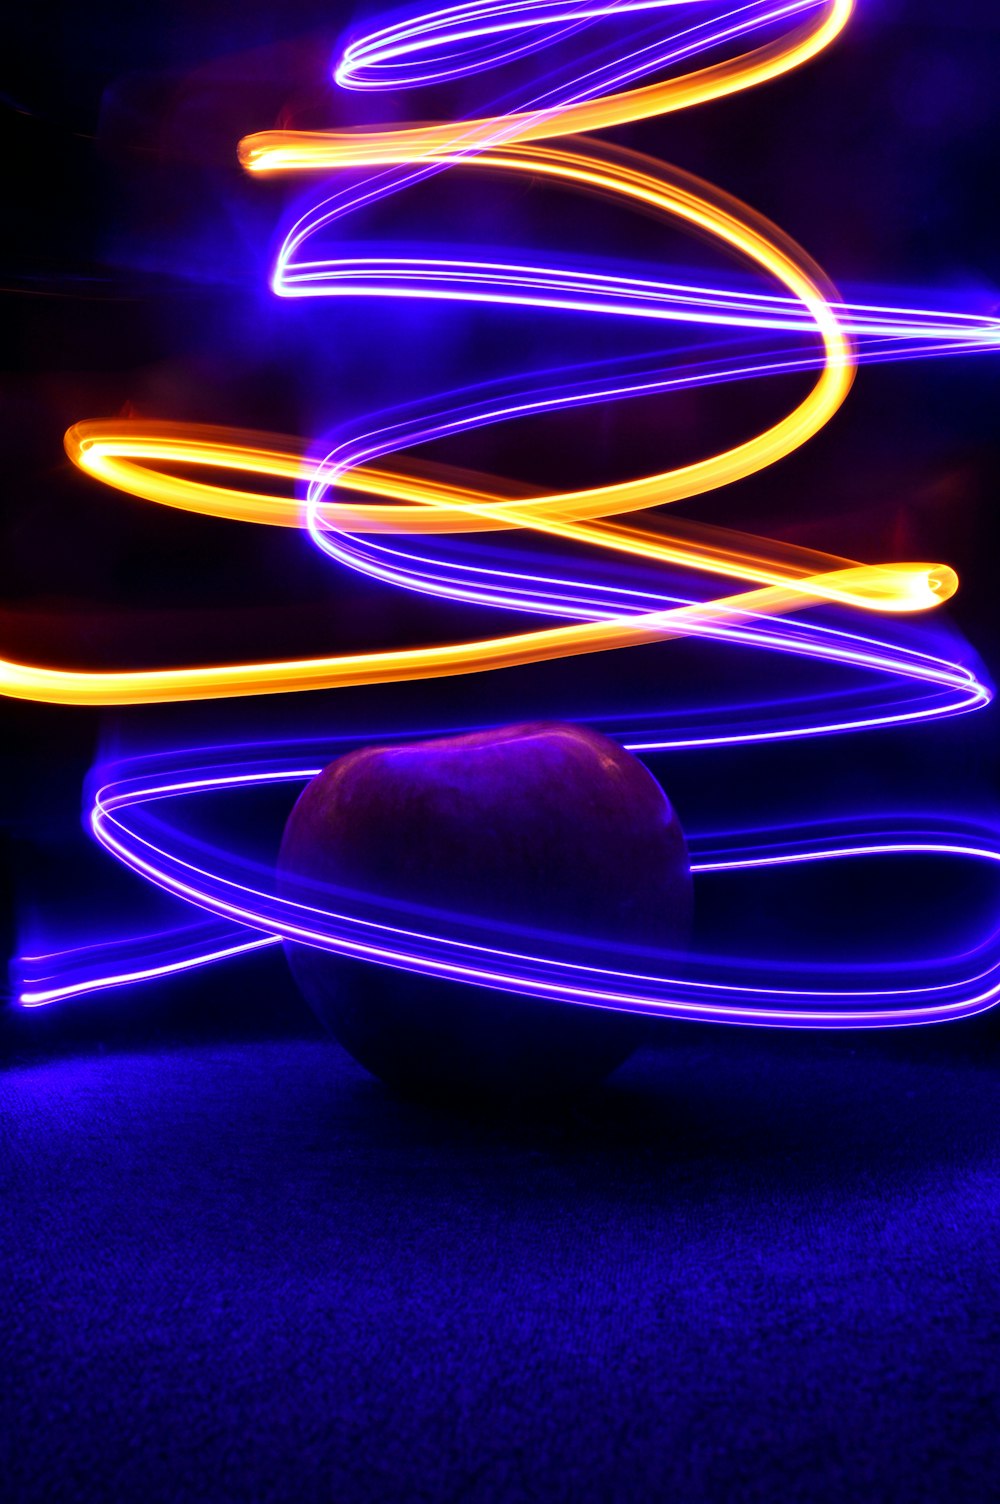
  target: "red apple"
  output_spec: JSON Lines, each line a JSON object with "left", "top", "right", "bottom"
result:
{"left": 278, "top": 722, "right": 692, "bottom": 1099}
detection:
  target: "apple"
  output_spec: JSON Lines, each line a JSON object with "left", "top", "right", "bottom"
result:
{"left": 278, "top": 722, "right": 692, "bottom": 1099}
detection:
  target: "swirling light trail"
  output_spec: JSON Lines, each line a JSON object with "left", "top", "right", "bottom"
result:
{"left": 11, "top": 0, "right": 1000, "bottom": 1025}
{"left": 19, "top": 744, "right": 1000, "bottom": 1027}
{"left": 5, "top": 141, "right": 980, "bottom": 703}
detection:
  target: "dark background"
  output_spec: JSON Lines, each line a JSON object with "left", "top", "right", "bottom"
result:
{"left": 3, "top": 3, "right": 1000, "bottom": 1500}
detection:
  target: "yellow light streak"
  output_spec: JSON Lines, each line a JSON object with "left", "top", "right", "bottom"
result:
{"left": 3, "top": 0, "right": 954, "bottom": 710}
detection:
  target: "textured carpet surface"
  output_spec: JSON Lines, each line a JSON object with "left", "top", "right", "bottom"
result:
{"left": 2, "top": 992, "right": 999, "bottom": 1504}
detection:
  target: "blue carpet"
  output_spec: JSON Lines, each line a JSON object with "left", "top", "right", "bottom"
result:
{"left": 3, "top": 975, "right": 999, "bottom": 1502}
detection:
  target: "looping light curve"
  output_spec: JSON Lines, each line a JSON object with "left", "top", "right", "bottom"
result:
{"left": 12, "top": 0, "right": 1000, "bottom": 1028}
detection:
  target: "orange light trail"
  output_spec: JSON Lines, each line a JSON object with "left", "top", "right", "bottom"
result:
{"left": 2, "top": 0, "right": 959, "bottom": 709}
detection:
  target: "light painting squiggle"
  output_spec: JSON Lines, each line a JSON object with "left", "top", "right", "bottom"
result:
{"left": 12, "top": 0, "right": 1000, "bottom": 1025}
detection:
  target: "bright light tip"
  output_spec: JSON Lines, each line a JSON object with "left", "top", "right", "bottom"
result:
{"left": 883, "top": 562, "right": 959, "bottom": 612}
{"left": 927, "top": 564, "right": 960, "bottom": 604}
{"left": 63, "top": 421, "right": 85, "bottom": 461}
{"left": 827, "top": 562, "right": 960, "bottom": 613}
{"left": 63, "top": 421, "right": 106, "bottom": 475}
{"left": 237, "top": 133, "right": 274, "bottom": 173}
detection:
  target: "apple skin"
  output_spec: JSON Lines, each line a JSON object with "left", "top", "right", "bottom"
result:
{"left": 278, "top": 722, "right": 692, "bottom": 1100}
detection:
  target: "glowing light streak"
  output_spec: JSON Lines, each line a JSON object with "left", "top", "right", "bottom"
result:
{"left": 0, "top": 0, "right": 968, "bottom": 711}
{"left": 4, "top": 145, "right": 969, "bottom": 701}
{"left": 20, "top": 745, "right": 1000, "bottom": 1025}
{"left": 240, "top": 1, "right": 852, "bottom": 172}
{"left": 12, "top": 0, "right": 1000, "bottom": 1028}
